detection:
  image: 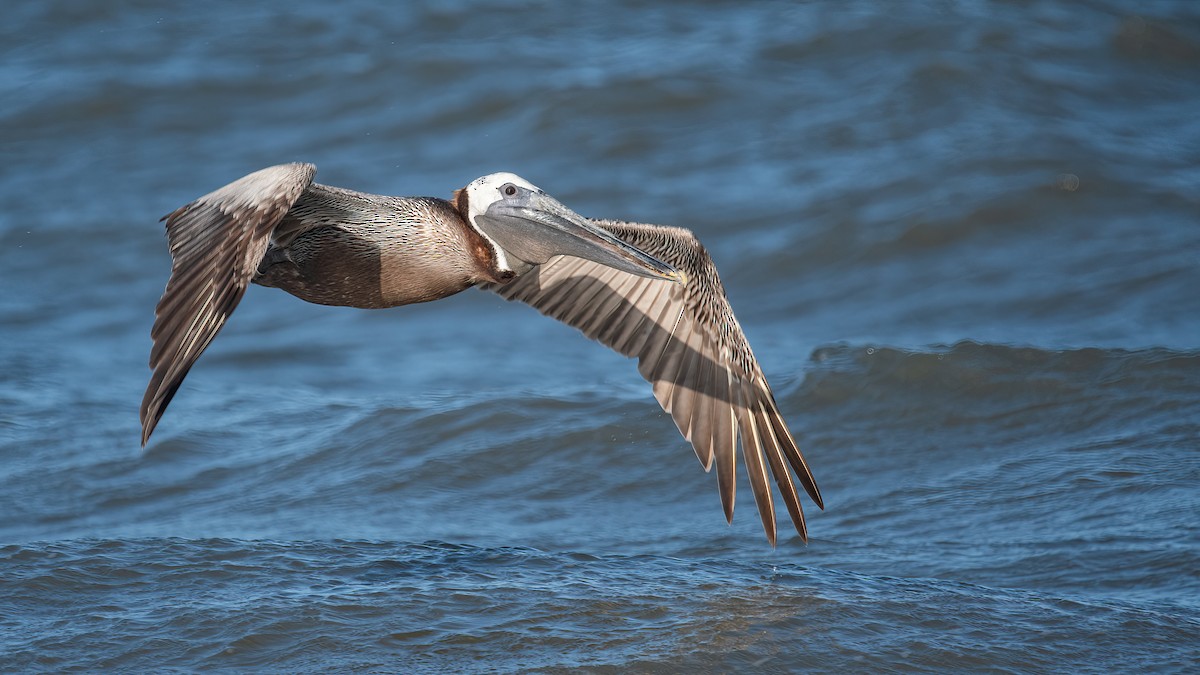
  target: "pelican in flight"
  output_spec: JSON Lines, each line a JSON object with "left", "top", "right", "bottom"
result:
{"left": 141, "top": 163, "right": 823, "bottom": 545}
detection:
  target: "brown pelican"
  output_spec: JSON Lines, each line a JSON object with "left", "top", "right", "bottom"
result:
{"left": 141, "top": 163, "right": 823, "bottom": 545}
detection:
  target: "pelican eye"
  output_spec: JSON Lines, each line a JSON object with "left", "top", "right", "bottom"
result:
{"left": 502, "top": 183, "right": 518, "bottom": 197}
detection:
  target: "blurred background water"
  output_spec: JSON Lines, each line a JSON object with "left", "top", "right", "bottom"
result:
{"left": 2, "top": 1, "right": 1199, "bottom": 671}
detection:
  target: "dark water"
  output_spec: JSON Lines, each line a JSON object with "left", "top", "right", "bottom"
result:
{"left": 3, "top": 1, "right": 1199, "bottom": 671}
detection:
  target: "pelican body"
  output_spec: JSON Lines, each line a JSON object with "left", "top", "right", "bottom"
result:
{"left": 256, "top": 187, "right": 499, "bottom": 309}
{"left": 142, "top": 163, "right": 823, "bottom": 545}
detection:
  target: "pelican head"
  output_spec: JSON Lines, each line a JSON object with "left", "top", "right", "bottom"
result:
{"left": 461, "top": 173, "right": 685, "bottom": 284}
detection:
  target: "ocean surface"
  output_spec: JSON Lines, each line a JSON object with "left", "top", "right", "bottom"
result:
{"left": 2, "top": 1, "right": 1198, "bottom": 672}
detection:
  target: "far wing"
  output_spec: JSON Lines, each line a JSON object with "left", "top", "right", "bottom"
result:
{"left": 140, "top": 163, "right": 316, "bottom": 445}
{"left": 489, "top": 220, "right": 823, "bottom": 544}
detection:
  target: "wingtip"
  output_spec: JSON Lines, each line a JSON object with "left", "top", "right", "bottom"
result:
{"left": 139, "top": 410, "right": 155, "bottom": 448}
{"left": 140, "top": 391, "right": 167, "bottom": 448}
{"left": 805, "top": 471, "right": 825, "bottom": 510}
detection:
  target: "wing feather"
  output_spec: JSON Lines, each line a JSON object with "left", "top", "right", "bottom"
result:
{"left": 757, "top": 406, "right": 807, "bottom": 540}
{"left": 713, "top": 368, "right": 738, "bottom": 524}
{"left": 686, "top": 335, "right": 717, "bottom": 471}
{"left": 488, "top": 220, "right": 822, "bottom": 543}
{"left": 737, "top": 385, "right": 777, "bottom": 544}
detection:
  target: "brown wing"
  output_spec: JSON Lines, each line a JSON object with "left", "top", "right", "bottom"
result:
{"left": 489, "top": 220, "right": 823, "bottom": 545}
{"left": 140, "top": 163, "right": 316, "bottom": 445}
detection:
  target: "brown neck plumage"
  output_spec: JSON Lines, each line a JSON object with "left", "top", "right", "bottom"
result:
{"left": 448, "top": 186, "right": 514, "bottom": 284}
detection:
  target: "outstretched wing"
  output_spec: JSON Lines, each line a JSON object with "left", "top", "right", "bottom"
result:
{"left": 140, "top": 163, "right": 316, "bottom": 445}
{"left": 489, "top": 220, "right": 823, "bottom": 544}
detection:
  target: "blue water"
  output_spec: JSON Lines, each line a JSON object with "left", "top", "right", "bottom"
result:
{"left": 2, "top": 1, "right": 1199, "bottom": 671}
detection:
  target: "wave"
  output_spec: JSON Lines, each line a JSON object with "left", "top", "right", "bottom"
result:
{"left": 2, "top": 537, "right": 1195, "bottom": 672}
{"left": 796, "top": 340, "right": 1199, "bottom": 423}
